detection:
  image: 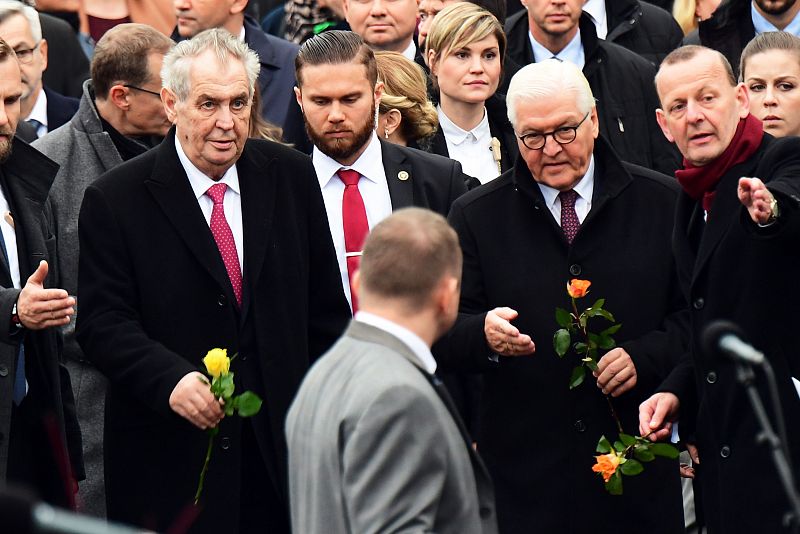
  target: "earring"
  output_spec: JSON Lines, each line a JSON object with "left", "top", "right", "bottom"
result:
{"left": 384, "top": 127, "right": 390, "bottom": 139}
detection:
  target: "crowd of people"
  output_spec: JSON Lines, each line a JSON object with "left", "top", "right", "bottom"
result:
{"left": 1, "top": 0, "right": 800, "bottom": 533}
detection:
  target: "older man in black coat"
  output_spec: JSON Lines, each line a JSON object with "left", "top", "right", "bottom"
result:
{"left": 641, "top": 45, "right": 800, "bottom": 534}
{"left": 436, "top": 59, "right": 686, "bottom": 533}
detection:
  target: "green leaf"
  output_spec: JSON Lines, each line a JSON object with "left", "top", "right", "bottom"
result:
{"left": 605, "top": 472, "right": 623, "bottom": 495}
{"left": 633, "top": 445, "right": 655, "bottom": 462}
{"left": 590, "top": 298, "right": 605, "bottom": 310}
{"left": 598, "top": 335, "right": 616, "bottom": 350}
{"left": 595, "top": 309, "right": 616, "bottom": 322}
{"left": 620, "top": 458, "right": 644, "bottom": 476}
{"left": 581, "top": 357, "right": 599, "bottom": 372}
{"left": 579, "top": 314, "right": 587, "bottom": 329}
{"left": 601, "top": 323, "right": 623, "bottom": 336}
{"left": 620, "top": 434, "right": 636, "bottom": 447}
{"left": 596, "top": 435, "right": 612, "bottom": 453}
{"left": 613, "top": 440, "right": 626, "bottom": 453}
{"left": 568, "top": 366, "right": 585, "bottom": 389}
{"left": 235, "top": 391, "right": 263, "bottom": 417}
{"left": 224, "top": 403, "right": 235, "bottom": 417}
{"left": 217, "top": 373, "right": 235, "bottom": 399}
{"left": 554, "top": 329, "right": 571, "bottom": 357}
{"left": 574, "top": 342, "right": 588, "bottom": 353}
{"left": 556, "top": 307, "right": 573, "bottom": 328}
{"left": 651, "top": 443, "right": 680, "bottom": 459}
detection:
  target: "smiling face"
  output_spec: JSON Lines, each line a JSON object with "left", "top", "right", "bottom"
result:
{"left": 344, "top": 0, "right": 419, "bottom": 52}
{"left": 514, "top": 90, "right": 598, "bottom": 191}
{"left": 296, "top": 59, "right": 383, "bottom": 166}
{"left": 656, "top": 50, "right": 749, "bottom": 167}
{"left": 744, "top": 49, "right": 800, "bottom": 138}
{"left": 163, "top": 49, "right": 251, "bottom": 179}
{"left": 430, "top": 34, "right": 501, "bottom": 107}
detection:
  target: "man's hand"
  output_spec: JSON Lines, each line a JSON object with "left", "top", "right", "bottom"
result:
{"left": 169, "top": 372, "right": 224, "bottom": 430}
{"left": 738, "top": 177, "right": 776, "bottom": 224}
{"left": 17, "top": 261, "right": 75, "bottom": 330}
{"left": 594, "top": 347, "right": 637, "bottom": 397}
{"left": 639, "top": 392, "right": 680, "bottom": 441}
{"left": 484, "top": 307, "right": 535, "bottom": 357}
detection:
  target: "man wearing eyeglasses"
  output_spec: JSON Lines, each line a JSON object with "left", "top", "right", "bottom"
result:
{"left": 436, "top": 59, "right": 687, "bottom": 533}
{"left": 0, "top": 1, "right": 78, "bottom": 140}
{"left": 31, "top": 23, "right": 174, "bottom": 519}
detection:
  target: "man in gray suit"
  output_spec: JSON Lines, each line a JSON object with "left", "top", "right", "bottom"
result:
{"left": 286, "top": 207, "right": 498, "bottom": 534}
{"left": 32, "top": 23, "right": 173, "bottom": 518}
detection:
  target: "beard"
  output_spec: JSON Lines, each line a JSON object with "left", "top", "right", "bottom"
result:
{"left": 0, "top": 131, "right": 13, "bottom": 163}
{"left": 304, "top": 101, "right": 376, "bottom": 162}
{"left": 756, "top": 0, "right": 797, "bottom": 15}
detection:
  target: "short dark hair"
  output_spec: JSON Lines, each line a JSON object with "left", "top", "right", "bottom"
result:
{"left": 660, "top": 45, "right": 737, "bottom": 87}
{"left": 740, "top": 31, "right": 800, "bottom": 81}
{"left": 91, "top": 23, "right": 173, "bottom": 99}
{"left": 359, "top": 208, "right": 462, "bottom": 309}
{"left": 295, "top": 30, "right": 377, "bottom": 87}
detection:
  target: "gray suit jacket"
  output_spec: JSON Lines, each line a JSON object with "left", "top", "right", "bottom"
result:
{"left": 286, "top": 320, "right": 498, "bottom": 534}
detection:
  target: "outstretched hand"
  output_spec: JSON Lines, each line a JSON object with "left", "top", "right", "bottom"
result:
{"left": 484, "top": 307, "right": 536, "bottom": 357}
{"left": 738, "top": 177, "right": 775, "bottom": 224}
{"left": 17, "top": 261, "right": 75, "bottom": 330}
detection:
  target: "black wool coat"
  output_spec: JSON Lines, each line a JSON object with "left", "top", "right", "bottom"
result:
{"left": 437, "top": 136, "right": 687, "bottom": 533}
{"left": 659, "top": 133, "right": 800, "bottom": 534}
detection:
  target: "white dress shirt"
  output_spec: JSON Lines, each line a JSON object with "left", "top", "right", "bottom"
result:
{"left": 529, "top": 28, "right": 585, "bottom": 70}
{"left": 313, "top": 133, "right": 393, "bottom": 309}
{"left": 175, "top": 135, "right": 244, "bottom": 272}
{"left": 355, "top": 311, "right": 437, "bottom": 374}
{"left": 583, "top": 0, "right": 608, "bottom": 39}
{"left": 752, "top": 1, "right": 800, "bottom": 34}
{"left": 537, "top": 155, "right": 595, "bottom": 225}
{"left": 26, "top": 89, "right": 48, "bottom": 138}
{"left": 401, "top": 39, "right": 417, "bottom": 61}
{"left": 437, "top": 106, "right": 499, "bottom": 184}
{"left": 0, "top": 191, "right": 21, "bottom": 289}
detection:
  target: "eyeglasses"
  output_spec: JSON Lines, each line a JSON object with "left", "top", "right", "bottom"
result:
{"left": 14, "top": 42, "right": 40, "bottom": 64}
{"left": 517, "top": 111, "right": 591, "bottom": 151}
{"left": 123, "top": 84, "right": 161, "bottom": 98}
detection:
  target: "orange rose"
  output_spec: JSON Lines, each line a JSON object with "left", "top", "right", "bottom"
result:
{"left": 592, "top": 453, "right": 621, "bottom": 482}
{"left": 567, "top": 279, "right": 591, "bottom": 299}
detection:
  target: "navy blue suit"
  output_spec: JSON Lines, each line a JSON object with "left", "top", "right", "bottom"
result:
{"left": 44, "top": 86, "right": 80, "bottom": 134}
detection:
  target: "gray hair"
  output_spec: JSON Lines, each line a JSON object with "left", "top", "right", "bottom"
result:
{"left": 506, "top": 59, "right": 595, "bottom": 128}
{"left": 161, "top": 28, "right": 260, "bottom": 102}
{"left": 0, "top": 0, "right": 42, "bottom": 42}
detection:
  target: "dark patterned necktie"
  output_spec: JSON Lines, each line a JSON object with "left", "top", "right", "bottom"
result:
{"left": 559, "top": 189, "right": 580, "bottom": 244}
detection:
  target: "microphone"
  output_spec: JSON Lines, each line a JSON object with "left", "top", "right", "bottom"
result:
{"left": 702, "top": 320, "right": 765, "bottom": 366}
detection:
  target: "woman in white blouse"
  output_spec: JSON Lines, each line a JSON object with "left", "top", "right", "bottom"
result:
{"left": 425, "top": 2, "right": 517, "bottom": 186}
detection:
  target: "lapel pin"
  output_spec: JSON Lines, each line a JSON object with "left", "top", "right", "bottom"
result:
{"left": 4, "top": 211, "right": 13, "bottom": 229}
{"left": 398, "top": 170, "right": 409, "bottom": 181}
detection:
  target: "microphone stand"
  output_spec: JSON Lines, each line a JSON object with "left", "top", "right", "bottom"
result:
{"left": 735, "top": 360, "right": 800, "bottom": 533}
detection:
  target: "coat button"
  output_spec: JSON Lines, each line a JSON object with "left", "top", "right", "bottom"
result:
{"left": 706, "top": 371, "right": 717, "bottom": 384}
{"left": 0, "top": 365, "right": 7, "bottom": 377}
{"left": 479, "top": 506, "right": 492, "bottom": 518}
{"left": 220, "top": 437, "right": 231, "bottom": 450}
{"left": 574, "top": 420, "right": 586, "bottom": 432}
{"left": 693, "top": 297, "right": 705, "bottom": 310}
{"left": 720, "top": 445, "right": 731, "bottom": 458}
{"left": 569, "top": 264, "right": 581, "bottom": 276}
{"left": 217, "top": 294, "right": 227, "bottom": 307}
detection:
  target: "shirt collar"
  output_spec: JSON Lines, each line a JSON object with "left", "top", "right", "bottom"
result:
{"left": 238, "top": 25, "right": 246, "bottom": 41}
{"left": 437, "top": 106, "right": 490, "bottom": 146}
{"left": 537, "top": 154, "right": 595, "bottom": 209}
{"left": 27, "top": 88, "right": 48, "bottom": 127}
{"left": 529, "top": 28, "right": 585, "bottom": 70}
{"left": 175, "top": 134, "right": 241, "bottom": 199}
{"left": 313, "top": 131, "right": 386, "bottom": 188}
{"left": 354, "top": 311, "right": 437, "bottom": 374}
{"left": 751, "top": 1, "right": 800, "bottom": 34}
{"left": 401, "top": 39, "right": 417, "bottom": 61}
{"left": 583, "top": 0, "right": 608, "bottom": 39}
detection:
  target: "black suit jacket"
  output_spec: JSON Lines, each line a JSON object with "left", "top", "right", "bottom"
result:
{"left": 438, "top": 136, "right": 686, "bottom": 533}
{"left": 76, "top": 131, "right": 350, "bottom": 532}
{"left": 44, "top": 87, "right": 79, "bottom": 134}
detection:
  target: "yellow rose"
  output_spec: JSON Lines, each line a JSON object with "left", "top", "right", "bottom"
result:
{"left": 567, "top": 279, "right": 591, "bottom": 299}
{"left": 203, "top": 348, "right": 230, "bottom": 378}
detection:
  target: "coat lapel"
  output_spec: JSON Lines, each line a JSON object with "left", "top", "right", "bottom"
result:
{"left": 144, "top": 134, "right": 238, "bottom": 308}
{"left": 238, "top": 143, "right": 277, "bottom": 323}
{"left": 380, "top": 140, "right": 414, "bottom": 209}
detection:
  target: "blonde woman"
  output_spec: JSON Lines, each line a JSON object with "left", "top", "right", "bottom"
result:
{"left": 426, "top": 2, "right": 516, "bottom": 184}
{"left": 374, "top": 51, "right": 438, "bottom": 149}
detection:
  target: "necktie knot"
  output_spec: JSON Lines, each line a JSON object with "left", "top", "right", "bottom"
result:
{"left": 558, "top": 189, "right": 580, "bottom": 244}
{"left": 206, "top": 183, "right": 227, "bottom": 205}
{"left": 337, "top": 169, "right": 361, "bottom": 187}
{"left": 559, "top": 189, "right": 578, "bottom": 208}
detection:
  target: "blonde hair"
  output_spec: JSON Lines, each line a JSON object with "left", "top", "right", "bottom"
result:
{"left": 425, "top": 2, "right": 506, "bottom": 89}
{"left": 375, "top": 51, "right": 438, "bottom": 142}
{"left": 673, "top": 0, "right": 698, "bottom": 36}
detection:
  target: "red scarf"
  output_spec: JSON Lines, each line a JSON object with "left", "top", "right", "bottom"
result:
{"left": 675, "top": 114, "right": 763, "bottom": 212}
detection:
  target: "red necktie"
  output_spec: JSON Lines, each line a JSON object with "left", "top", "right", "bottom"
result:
{"left": 559, "top": 189, "right": 580, "bottom": 244}
{"left": 337, "top": 169, "right": 369, "bottom": 313}
{"left": 205, "top": 183, "right": 242, "bottom": 307}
